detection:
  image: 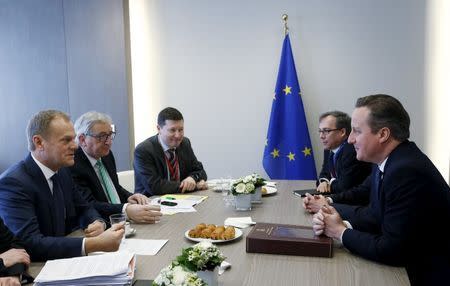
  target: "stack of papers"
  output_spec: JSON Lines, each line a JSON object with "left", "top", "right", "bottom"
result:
{"left": 150, "top": 194, "right": 208, "bottom": 215}
{"left": 119, "top": 239, "right": 168, "bottom": 255}
{"left": 34, "top": 252, "right": 135, "bottom": 285}
{"left": 224, "top": 217, "right": 256, "bottom": 228}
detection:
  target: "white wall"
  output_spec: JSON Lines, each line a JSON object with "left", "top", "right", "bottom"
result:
{"left": 130, "top": 0, "right": 427, "bottom": 179}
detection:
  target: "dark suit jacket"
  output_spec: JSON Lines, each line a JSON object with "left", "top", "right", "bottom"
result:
{"left": 338, "top": 141, "right": 450, "bottom": 286}
{"left": 317, "top": 141, "right": 371, "bottom": 194}
{"left": 0, "top": 218, "right": 26, "bottom": 276}
{"left": 70, "top": 147, "right": 132, "bottom": 220}
{"left": 0, "top": 154, "right": 102, "bottom": 261}
{"left": 134, "top": 135, "right": 207, "bottom": 196}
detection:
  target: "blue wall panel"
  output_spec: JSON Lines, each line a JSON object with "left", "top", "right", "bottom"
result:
{"left": 0, "top": 0, "right": 69, "bottom": 171}
{"left": 0, "top": 0, "right": 130, "bottom": 172}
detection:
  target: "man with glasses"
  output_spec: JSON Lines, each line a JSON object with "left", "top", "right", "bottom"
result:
{"left": 316, "top": 111, "right": 371, "bottom": 194}
{"left": 134, "top": 107, "right": 208, "bottom": 196}
{"left": 0, "top": 110, "right": 123, "bottom": 261}
{"left": 71, "top": 111, "right": 162, "bottom": 224}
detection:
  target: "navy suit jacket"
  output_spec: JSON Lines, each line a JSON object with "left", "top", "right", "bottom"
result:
{"left": 0, "top": 154, "right": 102, "bottom": 261}
{"left": 318, "top": 141, "right": 371, "bottom": 194}
{"left": 70, "top": 147, "right": 131, "bottom": 220}
{"left": 134, "top": 135, "right": 207, "bottom": 196}
{"left": 0, "top": 218, "right": 26, "bottom": 276}
{"left": 338, "top": 141, "right": 450, "bottom": 285}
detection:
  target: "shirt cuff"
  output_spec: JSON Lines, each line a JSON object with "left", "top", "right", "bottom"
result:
{"left": 339, "top": 220, "right": 353, "bottom": 243}
{"left": 122, "top": 203, "right": 129, "bottom": 220}
{"left": 329, "top": 178, "right": 336, "bottom": 184}
{"left": 326, "top": 197, "right": 333, "bottom": 204}
{"left": 319, "top": 178, "right": 330, "bottom": 184}
{"left": 82, "top": 238, "right": 86, "bottom": 256}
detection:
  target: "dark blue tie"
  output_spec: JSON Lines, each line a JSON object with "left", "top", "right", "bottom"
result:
{"left": 51, "top": 173, "right": 66, "bottom": 236}
{"left": 375, "top": 168, "right": 383, "bottom": 198}
{"left": 328, "top": 151, "right": 336, "bottom": 178}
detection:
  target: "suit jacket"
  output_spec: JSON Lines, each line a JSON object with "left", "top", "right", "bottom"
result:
{"left": 0, "top": 154, "right": 102, "bottom": 261}
{"left": 0, "top": 217, "right": 26, "bottom": 276}
{"left": 339, "top": 141, "right": 450, "bottom": 286}
{"left": 70, "top": 147, "right": 132, "bottom": 221}
{"left": 134, "top": 135, "right": 207, "bottom": 196}
{"left": 318, "top": 141, "right": 371, "bottom": 194}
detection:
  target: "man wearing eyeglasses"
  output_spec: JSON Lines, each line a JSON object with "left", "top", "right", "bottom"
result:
{"left": 316, "top": 111, "right": 371, "bottom": 194}
{"left": 71, "top": 111, "right": 162, "bottom": 224}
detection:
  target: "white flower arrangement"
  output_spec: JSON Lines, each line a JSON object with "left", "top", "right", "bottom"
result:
{"left": 152, "top": 242, "right": 226, "bottom": 286}
{"left": 178, "top": 241, "right": 225, "bottom": 271}
{"left": 231, "top": 173, "right": 266, "bottom": 195}
{"left": 152, "top": 264, "right": 206, "bottom": 286}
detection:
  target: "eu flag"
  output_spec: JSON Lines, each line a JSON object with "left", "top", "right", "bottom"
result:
{"left": 263, "top": 34, "right": 317, "bottom": 180}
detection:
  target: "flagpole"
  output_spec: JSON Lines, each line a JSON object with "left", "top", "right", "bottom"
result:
{"left": 282, "top": 14, "right": 289, "bottom": 36}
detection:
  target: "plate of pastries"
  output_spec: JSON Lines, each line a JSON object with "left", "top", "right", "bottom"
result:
{"left": 185, "top": 223, "right": 242, "bottom": 243}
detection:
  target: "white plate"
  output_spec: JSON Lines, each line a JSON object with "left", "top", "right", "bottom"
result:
{"left": 262, "top": 186, "right": 277, "bottom": 196}
{"left": 184, "top": 228, "right": 243, "bottom": 243}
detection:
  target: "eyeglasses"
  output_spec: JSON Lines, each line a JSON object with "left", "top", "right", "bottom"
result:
{"left": 318, "top": 128, "right": 340, "bottom": 136}
{"left": 86, "top": 131, "right": 116, "bottom": 143}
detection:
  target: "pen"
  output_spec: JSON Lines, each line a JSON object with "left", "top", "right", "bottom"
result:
{"left": 165, "top": 196, "right": 176, "bottom": 200}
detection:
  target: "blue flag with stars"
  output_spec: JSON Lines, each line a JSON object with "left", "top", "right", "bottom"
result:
{"left": 263, "top": 34, "right": 317, "bottom": 180}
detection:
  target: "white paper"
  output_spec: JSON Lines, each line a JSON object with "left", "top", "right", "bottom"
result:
{"left": 34, "top": 252, "right": 134, "bottom": 285}
{"left": 119, "top": 239, "right": 168, "bottom": 255}
{"left": 224, "top": 217, "right": 256, "bottom": 228}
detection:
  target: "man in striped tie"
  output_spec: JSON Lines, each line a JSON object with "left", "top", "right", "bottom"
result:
{"left": 134, "top": 107, "right": 208, "bottom": 196}
{"left": 71, "top": 111, "right": 162, "bottom": 224}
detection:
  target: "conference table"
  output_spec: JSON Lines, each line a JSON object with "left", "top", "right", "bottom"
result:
{"left": 29, "top": 181, "right": 410, "bottom": 285}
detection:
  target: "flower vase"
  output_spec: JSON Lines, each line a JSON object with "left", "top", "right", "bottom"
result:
{"left": 234, "top": 194, "right": 252, "bottom": 211}
{"left": 251, "top": 186, "right": 262, "bottom": 204}
{"left": 197, "top": 267, "right": 218, "bottom": 286}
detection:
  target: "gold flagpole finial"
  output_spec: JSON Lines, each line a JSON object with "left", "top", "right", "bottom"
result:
{"left": 282, "top": 14, "right": 289, "bottom": 36}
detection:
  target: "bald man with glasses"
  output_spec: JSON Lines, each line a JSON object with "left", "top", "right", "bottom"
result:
{"left": 315, "top": 111, "right": 371, "bottom": 194}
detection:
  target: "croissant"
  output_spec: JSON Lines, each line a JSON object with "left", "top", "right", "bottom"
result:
{"left": 195, "top": 223, "right": 207, "bottom": 231}
{"left": 200, "top": 228, "right": 213, "bottom": 238}
{"left": 210, "top": 227, "right": 225, "bottom": 240}
{"left": 221, "top": 226, "right": 235, "bottom": 240}
{"left": 188, "top": 228, "right": 201, "bottom": 238}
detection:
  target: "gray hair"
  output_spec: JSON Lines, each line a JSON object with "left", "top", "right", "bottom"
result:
{"left": 27, "top": 110, "right": 71, "bottom": 151}
{"left": 74, "top": 111, "right": 113, "bottom": 144}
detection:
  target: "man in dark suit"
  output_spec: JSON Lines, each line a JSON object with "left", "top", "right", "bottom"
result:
{"left": 316, "top": 111, "right": 371, "bottom": 194}
{"left": 311, "top": 94, "right": 450, "bottom": 286}
{"left": 0, "top": 218, "right": 30, "bottom": 285}
{"left": 71, "top": 111, "right": 161, "bottom": 223}
{"left": 134, "top": 107, "right": 208, "bottom": 196}
{"left": 0, "top": 110, "right": 123, "bottom": 261}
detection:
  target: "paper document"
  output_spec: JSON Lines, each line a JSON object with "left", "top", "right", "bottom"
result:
{"left": 34, "top": 251, "right": 135, "bottom": 285}
{"left": 119, "top": 239, "right": 168, "bottom": 255}
{"left": 224, "top": 217, "right": 256, "bottom": 228}
{"left": 150, "top": 195, "right": 207, "bottom": 215}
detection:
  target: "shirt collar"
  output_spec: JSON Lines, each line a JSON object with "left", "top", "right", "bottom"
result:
{"left": 331, "top": 140, "right": 346, "bottom": 154}
{"left": 31, "top": 153, "right": 56, "bottom": 181}
{"left": 158, "top": 134, "right": 173, "bottom": 152}
{"left": 82, "top": 148, "right": 100, "bottom": 168}
{"left": 378, "top": 157, "right": 388, "bottom": 173}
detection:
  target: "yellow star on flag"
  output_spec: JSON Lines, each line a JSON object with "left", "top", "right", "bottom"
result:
{"left": 271, "top": 148, "right": 280, "bottom": 158}
{"left": 282, "top": 85, "right": 292, "bottom": 95}
{"left": 287, "top": 152, "right": 295, "bottom": 161}
{"left": 302, "top": 147, "right": 312, "bottom": 156}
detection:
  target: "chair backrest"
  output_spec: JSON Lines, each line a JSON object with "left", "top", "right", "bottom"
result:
{"left": 117, "top": 170, "right": 135, "bottom": 193}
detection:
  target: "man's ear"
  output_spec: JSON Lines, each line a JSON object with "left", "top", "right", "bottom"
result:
{"left": 378, "top": 127, "right": 391, "bottom": 143}
{"left": 32, "top": 135, "right": 44, "bottom": 151}
{"left": 78, "top": 134, "right": 87, "bottom": 147}
{"left": 156, "top": 125, "right": 161, "bottom": 133}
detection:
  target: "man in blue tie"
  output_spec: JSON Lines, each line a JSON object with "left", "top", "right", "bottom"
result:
{"left": 71, "top": 111, "right": 162, "bottom": 223}
{"left": 311, "top": 94, "right": 450, "bottom": 286}
{"left": 134, "top": 107, "right": 208, "bottom": 196}
{"left": 316, "top": 111, "right": 371, "bottom": 194}
{"left": 0, "top": 110, "right": 124, "bottom": 261}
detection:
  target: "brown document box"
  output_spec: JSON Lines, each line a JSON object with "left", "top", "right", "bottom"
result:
{"left": 246, "top": 222, "right": 333, "bottom": 258}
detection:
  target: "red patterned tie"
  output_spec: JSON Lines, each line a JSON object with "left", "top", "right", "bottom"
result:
{"left": 168, "top": 149, "right": 179, "bottom": 181}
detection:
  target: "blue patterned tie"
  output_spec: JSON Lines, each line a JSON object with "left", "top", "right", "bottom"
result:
{"left": 51, "top": 173, "right": 66, "bottom": 236}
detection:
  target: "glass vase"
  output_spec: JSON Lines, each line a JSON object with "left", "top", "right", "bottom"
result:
{"left": 234, "top": 194, "right": 252, "bottom": 211}
{"left": 251, "top": 186, "right": 262, "bottom": 204}
{"left": 197, "top": 267, "right": 218, "bottom": 286}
